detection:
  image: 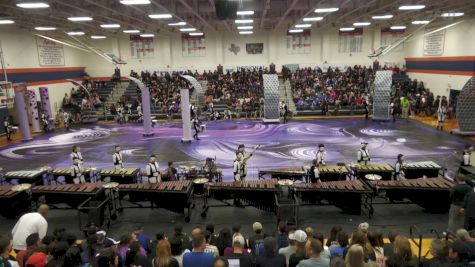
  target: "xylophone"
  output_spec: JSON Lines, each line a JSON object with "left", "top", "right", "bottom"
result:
{"left": 51, "top": 167, "right": 98, "bottom": 183}
{"left": 292, "top": 180, "right": 373, "bottom": 216}
{"left": 208, "top": 180, "right": 279, "bottom": 212}
{"left": 317, "top": 165, "right": 350, "bottom": 181}
{"left": 258, "top": 167, "right": 307, "bottom": 181}
{"left": 4, "top": 169, "right": 49, "bottom": 185}
{"left": 118, "top": 181, "right": 193, "bottom": 221}
{"left": 403, "top": 161, "right": 442, "bottom": 179}
{"left": 0, "top": 185, "right": 31, "bottom": 218}
{"left": 32, "top": 183, "right": 105, "bottom": 208}
{"left": 349, "top": 163, "right": 394, "bottom": 180}
{"left": 368, "top": 177, "right": 454, "bottom": 213}
{"left": 98, "top": 168, "right": 140, "bottom": 184}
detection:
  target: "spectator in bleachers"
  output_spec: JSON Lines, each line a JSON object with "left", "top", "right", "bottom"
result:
{"left": 276, "top": 222, "right": 288, "bottom": 249}
{"left": 296, "top": 238, "right": 329, "bottom": 267}
{"left": 249, "top": 222, "right": 265, "bottom": 256}
{"left": 367, "top": 230, "right": 384, "bottom": 267}
{"left": 153, "top": 239, "right": 180, "bottom": 267}
{"left": 288, "top": 230, "right": 308, "bottom": 267}
{"left": 345, "top": 244, "right": 377, "bottom": 267}
{"left": 204, "top": 231, "right": 219, "bottom": 258}
{"left": 256, "top": 237, "right": 285, "bottom": 267}
{"left": 125, "top": 241, "right": 149, "bottom": 267}
{"left": 279, "top": 229, "right": 296, "bottom": 266}
{"left": 216, "top": 229, "right": 232, "bottom": 256}
{"left": 16, "top": 233, "right": 40, "bottom": 267}
{"left": 183, "top": 234, "right": 214, "bottom": 267}
{"left": 382, "top": 230, "right": 398, "bottom": 258}
{"left": 225, "top": 235, "right": 253, "bottom": 267}
{"left": 329, "top": 231, "right": 349, "bottom": 258}
{"left": 447, "top": 240, "right": 470, "bottom": 266}
{"left": 421, "top": 239, "right": 450, "bottom": 267}
{"left": 385, "top": 235, "right": 418, "bottom": 267}
{"left": 170, "top": 236, "right": 190, "bottom": 267}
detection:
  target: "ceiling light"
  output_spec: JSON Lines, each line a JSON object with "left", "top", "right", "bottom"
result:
{"left": 295, "top": 24, "right": 311, "bottom": 28}
{"left": 189, "top": 32, "right": 204, "bottom": 36}
{"left": 120, "top": 0, "right": 151, "bottom": 5}
{"left": 441, "top": 12, "right": 464, "bottom": 17}
{"left": 339, "top": 27, "right": 355, "bottom": 31}
{"left": 399, "top": 5, "right": 425, "bottom": 10}
{"left": 101, "top": 24, "right": 121, "bottom": 28}
{"left": 0, "top": 20, "right": 14, "bottom": 25}
{"left": 288, "top": 29, "right": 304, "bottom": 33}
{"left": 239, "top": 31, "right": 253, "bottom": 35}
{"left": 303, "top": 17, "right": 323, "bottom": 21}
{"left": 235, "top": 19, "right": 253, "bottom": 24}
{"left": 67, "top": 31, "right": 85, "bottom": 36}
{"left": 372, "top": 15, "right": 393, "bottom": 19}
{"left": 148, "top": 14, "right": 172, "bottom": 19}
{"left": 237, "top": 11, "right": 254, "bottom": 15}
{"left": 314, "top": 8, "right": 339, "bottom": 13}
{"left": 68, "top": 17, "right": 93, "bottom": 22}
{"left": 390, "top": 26, "right": 406, "bottom": 30}
{"left": 35, "top": 27, "right": 56, "bottom": 31}
{"left": 180, "top": 28, "right": 196, "bottom": 32}
{"left": 237, "top": 26, "right": 253, "bottom": 30}
{"left": 16, "top": 2, "right": 49, "bottom": 8}
{"left": 353, "top": 22, "right": 371, "bottom": 26}
{"left": 140, "top": 33, "right": 154, "bottom": 37}
{"left": 412, "top": 20, "right": 430, "bottom": 24}
{"left": 123, "top": 30, "right": 140, "bottom": 33}
{"left": 168, "top": 22, "right": 187, "bottom": 26}
{"left": 91, "top": 35, "right": 106, "bottom": 39}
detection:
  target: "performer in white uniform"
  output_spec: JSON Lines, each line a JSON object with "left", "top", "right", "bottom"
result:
{"left": 63, "top": 110, "right": 70, "bottom": 131}
{"left": 394, "top": 154, "right": 405, "bottom": 180}
{"left": 357, "top": 142, "right": 370, "bottom": 165}
{"left": 436, "top": 102, "right": 448, "bottom": 130}
{"left": 145, "top": 155, "right": 161, "bottom": 183}
{"left": 70, "top": 145, "right": 84, "bottom": 167}
{"left": 3, "top": 116, "right": 12, "bottom": 141}
{"left": 112, "top": 145, "right": 123, "bottom": 170}
{"left": 233, "top": 153, "right": 244, "bottom": 181}
{"left": 462, "top": 145, "right": 473, "bottom": 167}
{"left": 309, "top": 159, "right": 321, "bottom": 183}
{"left": 137, "top": 103, "right": 143, "bottom": 122}
{"left": 316, "top": 144, "right": 326, "bottom": 166}
{"left": 41, "top": 113, "right": 49, "bottom": 132}
{"left": 236, "top": 144, "right": 259, "bottom": 180}
{"left": 71, "top": 158, "right": 85, "bottom": 184}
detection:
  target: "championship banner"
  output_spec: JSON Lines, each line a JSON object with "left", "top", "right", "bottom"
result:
{"left": 130, "top": 35, "right": 155, "bottom": 59}
{"left": 246, "top": 43, "right": 263, "bottom": 54}
{"left": 381, "top": 27, "right": 405, "bottom": 52}
{"left": 182, "top": 34, "right": 206, "bottom": 57}
{"left": 338, "top": 28, "right": 363, "bottom": 53}
{"left": 286, "top": 29, "right": 311, "bottom": 54}
{"left": 36, "top": 37, "right": 65, "bottom": 66}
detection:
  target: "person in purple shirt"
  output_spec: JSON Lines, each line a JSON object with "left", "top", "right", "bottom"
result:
{"left": 134, "top": 225, "right": 151, "bottom": 254}
{"left": 117, "top": 232, "right": 146, "bottom": 263}
{"left": 183, "top": 234, "right": 214, "bottom": 267}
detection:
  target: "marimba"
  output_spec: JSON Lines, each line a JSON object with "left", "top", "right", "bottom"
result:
{"left": 292, "top": 180, "right": 373, "bottom": 215}
{"left": 318, "top": 165, "right": 350, "bottom": 181}
{"left": 350, "top": 163, "right": 394, "bottom": 180}
{"left": 98, "top": 168, "right": 140, "bottom": 184}
{"left": 403, "top": 161, "right": 442, "bottom": 179}
{"left": 208, "top": 180, "right": 279, "bottom": 212}
{"left": 4, "top": 169, "right": 49, "bottom": 185}
{"left": 258, "top": 167, "right": 307, "bottom": 181}
{"left": 0, "top": 185, "right": 31, "bottom": 218}
{"left": 118, "top": 181, "right": 193, "bottom": 222}
{"left": 368, "top": 177, "right": 454, "bottom": 213}
{"left": 51, "top": 167, "right": 98, "bottom": 183}
{"left": 32, "top": 183, "right": 105, "bottom": 208}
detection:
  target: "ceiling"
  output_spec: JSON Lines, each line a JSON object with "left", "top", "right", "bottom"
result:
{"left": 0, "top": 0, "right": 474, "bottom": 36}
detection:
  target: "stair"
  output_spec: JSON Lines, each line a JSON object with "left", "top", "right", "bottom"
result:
{"left": 105, "top": 82, "right": 129, "bottom": 106}
{"left": 278, "top": 78, "right": 295, "bottom": 112}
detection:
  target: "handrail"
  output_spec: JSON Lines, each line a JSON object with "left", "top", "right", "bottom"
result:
{"left": 409, "top": 225, "right": 423, "bottom": 262}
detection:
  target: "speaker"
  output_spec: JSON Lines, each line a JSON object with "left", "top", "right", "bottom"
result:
{"left": 215, "top": 0, "right": 238, "bottom": 20}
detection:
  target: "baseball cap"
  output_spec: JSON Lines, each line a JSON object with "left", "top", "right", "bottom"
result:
{"left": 233, "top": 235, "right": 245, "bottom": 247}
{"left": 252, "top": 222, "right": 263, "bottom": 231}
{"left": 26, "top": 252, "right": 48, "bottom": 267}
{"left": 290, "top": 230, "right": 308, "bottom": 243}
{"left": 358, "top": 222, "right": 369, "bottom": 231}
{"left": 96, "top": 230, "right": 106, "bottom": 236}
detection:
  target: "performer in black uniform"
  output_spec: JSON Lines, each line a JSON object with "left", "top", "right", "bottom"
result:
{"left": 394, "top": 154, "right": 405, "bottom": 180}
{"left": 192, "top": 116, "right": 200, "bottom": 140}
{"left": 309, "top": 159, "right": 320, "bottom": 183}
{"left": 3, "top": 116, "right": 12, "bottom": 141}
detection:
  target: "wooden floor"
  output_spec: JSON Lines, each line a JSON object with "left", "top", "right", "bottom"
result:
{"left": 411, "top": 115, "right": 475, "bottom": 141}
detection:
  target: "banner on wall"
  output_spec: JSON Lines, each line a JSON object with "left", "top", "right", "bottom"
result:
{"left": 338, "top": 28, "right": 363, "bottom": 53}
{"left": 381, "top": 27, "right": 405, "bottom": 52}
{"left": 423, "top": 28, "right": 445, "bottom": 56}
{"left": 246, "top": 43, "right": 263, "bottom": 54}
{"left": 130, "top": 35, "right": 155, "bottom": 59}
{"left": 36, "top": 37, "right": 65, "bottom": 66}
{"left": 182, "top": 34, "right": 206, "bottom": 57}
{"left": 286, "top": 29, "right": 311, "bottom": 54}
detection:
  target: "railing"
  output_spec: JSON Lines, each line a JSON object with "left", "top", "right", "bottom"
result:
{"left": 409, "top": 225, "right": 423, "bottom": 263}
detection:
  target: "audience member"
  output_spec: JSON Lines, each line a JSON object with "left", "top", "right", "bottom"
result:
{"left": 345, "top": 244, "right": 377, "bottom": 267}
{"left": 153, "top": 239, "right": 179, "bottom": 267}
{"left": 249, "top": 222, "right": 265, "bottom": 256}
{"left": 16, "top": 233, "right": 40, "bottom": 267}
{"left": 12, "top": 205, "right": 49, "bottom": 251}
{"left": 421, "top": 239, "right": 450, "bottom": 267}
{"left": 170, "top": 236, "right": 190, "bottom": 267}
{"left": 125, "top": 241, "right": 149, "bottom": 267}
{"left": 25, "top": 252, "right": 48, "bottom": 267}
{"left": 289, "top": 230, "right": 308, "bottom": 267}
{"left": 447, "top": 240, "right": 470, "bottom": 266}
{"left": 96, "top": 248, "right": 119, "bottom": 267}
{"left": 204, "top": 231, "right": 219, "bottom": 257}
{"left": 382, "top": 231, "right": 398, "bottom": 258}
{"left": 183, "top": 234, "right": 214, "bottom": 267}
{"left": 256, "top": 237, "right": 285, "bottom": 267}
{"left": 216, "top": 229, "right": 232, "bottom": 256}
{"left": 296, "top": 238, "right": 329, "bottom": 267}
{"left": 225, "top": 235, "right": 254, "bottom": 267}
{"left": 329, "top": 231, "right": 349, "bottom": 258}
{"left": 367, "top": 230, "right": 384, "bottom": 266}
{"left": 386, "top": 236, "right": 418, "bottom": 267}
{"left": 212, "top": 257, "right": 229, "bottom": 267}
{"left": 134, "top": 225, "right": 151, "bottom": 254}
{"left": 276, "top": 222, "right": 288, "bottom": 249}
{"left": 326, "top": 226, "right": 342, "bottom": 247}
{"left": 279, "top": 229, "right": 297, "bottom": 266}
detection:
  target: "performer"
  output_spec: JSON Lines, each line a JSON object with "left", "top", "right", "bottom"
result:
{"left": 281, "top": 101, "right": 288, "bottom": 124}
{"left": 70, "top": 145, "right": 84, "bottom": 166}
{"left": 390, "top": 101, "right": 396, "bottom": 122}
{"left": 448, "top": 174, "right": 471, "bottom": 233}
{"left": 192, "top": 116, "right": 201, "bottom": 140}
{"left": 357, "top": 142, "right": 370, "bottom": 165}
{"left": 436, "top": 102, "right": 448, "bottom": 130}
{"left": 62, "top": 110, "right": 70, "bottom": 131}
{"left": 145, "top": 155, "right": 160, "bottom": 183}
{"left": 235, "top": 144, "right": 260, "bottom": 180}
{"left": 3, "top": 116, "right": 12, "bottom": 141}
{"left": 137, "top": 103, "right": 143, "bottom": 122}
{"left": 41, "top": 113, "right": 49, "bottom": 132}
{"left": 116, "top": 105, "right": 124, "bottom": 124}
{"left": 71, "top": 158, "right": 85, "bottom": 184}
{"left": 316, "top": 144, "right": 326, "bottom": 166}
{"left": 233, "top": 152, "right": 244, "bottom": 181}
{"left": 462, "top": 145, "right": 473, "bottom": 166}
{"left": 112, "top": 145, "right": 123, "bottom": 170}
{"left": 364, "top": 100, "right": 370, "bottom": 120}
{"left": 164, "top": 161, "right": 178, "bottom": 181}
{"left": 190, "top": 104, "right": 196, "bottom": 118}
{"left": 309, "top": 159, "right": 321, "bottom": 183}
{"left": 394, "top": 154, "right": 405, "bottom": 180}
{"left": 203, "top": 157, "right": 217, "bottom": 182}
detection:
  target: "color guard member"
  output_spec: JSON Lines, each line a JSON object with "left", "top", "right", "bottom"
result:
{"left": 146, "top": 155, "right": 160, "bottom": 183}
{"left": 71, "top": 158, "right": 85, "bottom": 184}
{"left": 70, "top": 145, "right": 84, "bottom": 166}
{"left": 113, "top": 145, "right": 123, "bottom": 170}
{"left": 394, "top": 154, "right": 405, "bottom": 180}
{"left": 357, "top": 142, "right": 370, "bottom": 165}
{"left": 316, "top": 144, "right": 326, "bottom": 166}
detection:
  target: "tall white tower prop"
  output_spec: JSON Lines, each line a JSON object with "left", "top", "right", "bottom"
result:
{"left": 128, "top": 77, "right": 153, "bottom": 136}
{"left": 26, "top": 90, "right": 41, "bottom": 133}
{"left": 13, "top": 83, "right": 32, "bottom": 141}
{"left": 180, "top": 88, "right": 193, "bottom": 142}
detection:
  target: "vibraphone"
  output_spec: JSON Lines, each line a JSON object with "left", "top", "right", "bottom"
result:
{"left": 318, "top": 165, "right": 350, "bottom": 181}
{"left": 258, "top": 167, "right": 307, "bottom": 181}
{"left": 4, "top": 169, "right": 48, "bottom": 185}
{"left": 208, "top": 180, "right": 279, "bottom": 212}
{"left": 403, "top": 161, "right": 442, "bottom": 179}
{"left": 350, "top": 163, "right": 394, "bottom": 180}
{"left": 32, "top": 183, "right": 105, "bottom": 208}
{"left": 0, "top": 185, "right": 31, "bottom": 218}
{"left": 51, "top": 167, "right": 98, "bottom": 184}
{"left": 98, "top": 168, "right": 140, "bottom": 184}
{"left": 368, "top": 177, "right": 454, "bottom": 213}
{"left": 118, "top": 181, "right": 193, "bottom": 222}
{"left": 292, "top": 180, "right": 373, "bottom": 216}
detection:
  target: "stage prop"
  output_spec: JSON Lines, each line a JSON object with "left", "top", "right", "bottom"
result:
{"left": 180, "top": 88, "right": 193, "bottom": 142}
{"left": 372, "top": 70, "right": 393, "bottom": 120}
{"left": 128, "top": 77, "right": 153, "bottom": 136}
{"left": 39, "top": 87, "right": 54, "bottom": 130}
{"left": 453, "top": 77, "right": 475, "bottom": 135}
{"left": 13, "top": 83, "right": 32, "bottom": 141}
{"left": 180, "top": 75, "right": 204, "bottom": 115}
{"left": 262, "top": 74, "right": 280, "bottom": 123}
{"left": 25, "top": 90, "right": 41, "bottom": 133}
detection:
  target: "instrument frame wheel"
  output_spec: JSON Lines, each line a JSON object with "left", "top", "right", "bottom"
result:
{"left": 200, "top": 212, "right": 207, "bottom": 218}
{"left": 184, "top": 216, "right": 190, "bottom": 222}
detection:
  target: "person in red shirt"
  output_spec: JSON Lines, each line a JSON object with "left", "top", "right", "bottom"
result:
{"left": 16, "top": 233, "right": 40, "bottom": 267}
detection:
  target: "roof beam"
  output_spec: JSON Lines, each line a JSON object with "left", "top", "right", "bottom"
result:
{"left": 176, "top": 0, "right": 217, "bottom": 32}
{"left": 274, "top": 0, "right": 300, "bottom": 29}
